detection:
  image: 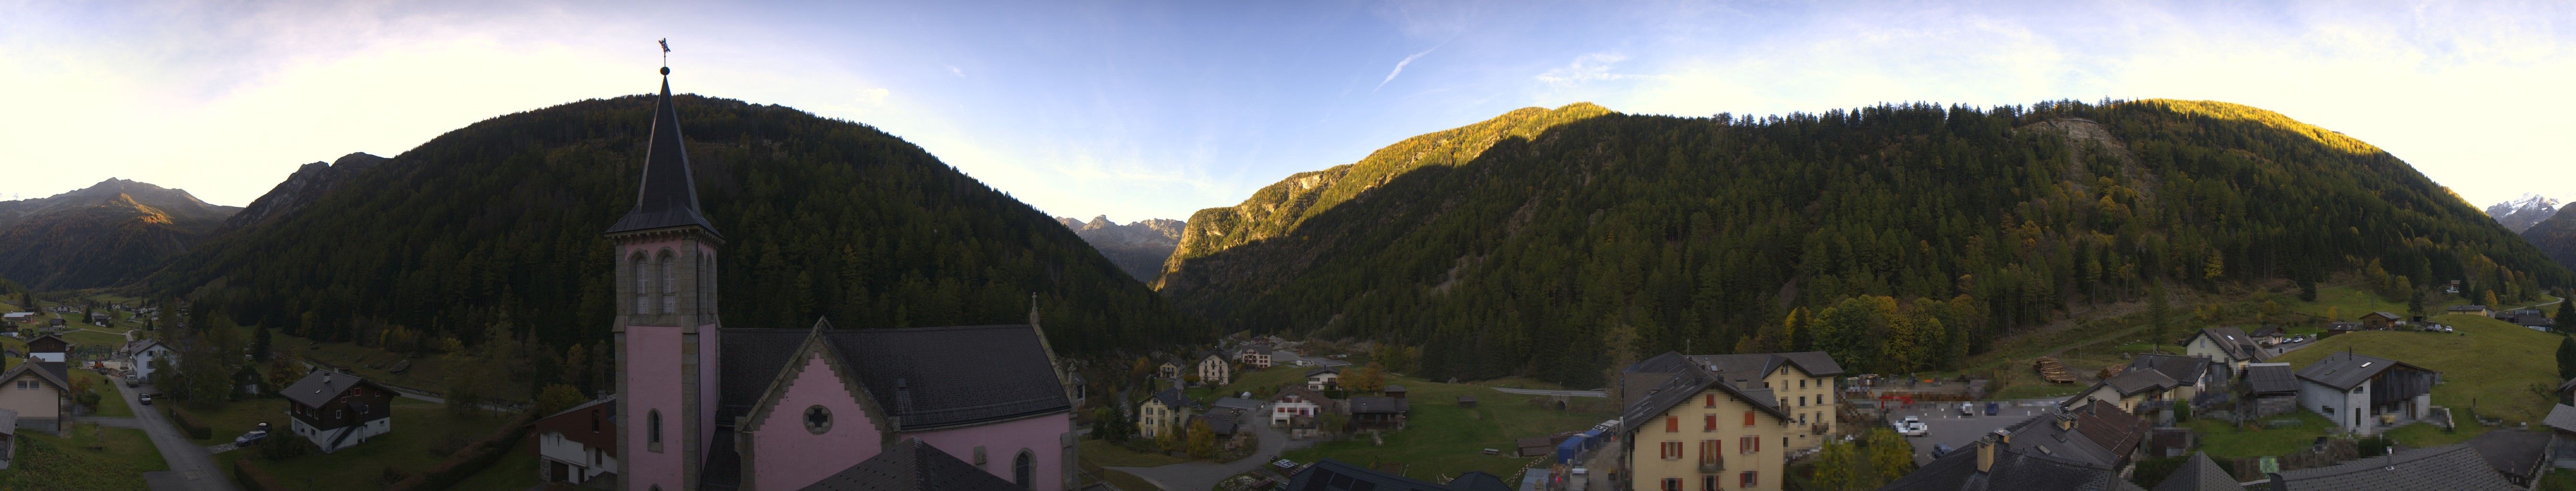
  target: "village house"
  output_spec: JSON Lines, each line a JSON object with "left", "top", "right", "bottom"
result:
{"left": 531, "top": 396, "right": 619, "bottom": 486}
{"left": 1269, "top": 385, "right": 1338, "bottom": 439}
{"left": 2359, "top": 311, "right": 2403, "bottom": 330}
{"left": 2295, "top": 351, "right": 2439, "bottom": 435}
{"left": 2181, "top": 327, "right": 2265, "bottom": 368}
{"left": 1235, "top": 347, "right": 1271, "bottom": 370}
{"left": 23, "top": 335, "right": 69, "bottom": 363}
{"left": 605, "top": 70, "right": 1080, "bottom": 491}
{"left": 2449, "top": 304, "right": 2493, "bottom": 317}
{"left": 284, "top": 369, "right": 395, "bottom": 453}
{"left": 1159, "top": 361, "right": 1183, "bottom": 380}
{"left": 87, "top": 312, "right": 109, "bottom": 326}
{"left": 1619, "top": 351, "right": 1845, "bottom": 452}
{"left": 0, "top": 313, "right": 30, "bottom": 326}
{"left": 124, "top": 339, "right": 173, "bottom": 380}
{"left": 1138, "top": 388, "right": 1194, "bottom": 440}
{"left": 2248, "top": 326, "right": 2286, "bottom": 346}
{"left": 1879, "top": 402, "right": 2148, "bottom": 491}
{"left": 1197, "top": 353, "right": 1232, "bottom": 386}
{"left": 2062, "top": 370, "right": 2177, "bottom": 415}
{"left": 1190, "top": 406, "right": 1254, "bottom": 451}
{"left": 2545, "top": 405, "right": 2576, "bottom": 469}
{"left": 2463, "top": 429, "right": 2552, "bottom": 488}
{"left": 1346, "top": 396, "right": 1408, "bottom": 432}
{"left": 2126, "top": 353, "right": 2221, "bottom": 404}
{"left": 0, "top": 362, "right": 68, "bottom": 433}
{"left": 2240, "top": 362, "right": 2301, "bottom": 417}
{"left": 1306, "top": 366, "right": 1342, "bottom": 391}
{"left": 1612, "top": 365, "right": 1794, "bottom": 491}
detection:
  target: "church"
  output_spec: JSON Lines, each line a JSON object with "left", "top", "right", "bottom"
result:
{"left": 610, "top": 65, "right": 1075, "bottom": 491}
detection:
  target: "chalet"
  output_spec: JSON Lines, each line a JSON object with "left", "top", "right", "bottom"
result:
{"left": 530, "top": 396, "right": 618, "bottom": 486}
{"left": 2450, "top": 304, "right": 2493, "bottom": 317}
{"left": 2240, "top": 363, "right": 2300, "bottom": 417}
{"left": 1270, "top": 385, "right": 1338, "bottom": 438}
{"left": 0, "top": 362, "right": 68, "bottom": 433}
{"left": 2181, "top": 327, "right": 2264, "bottom": 367}
{"left": 1306, "top": 366, "right": 1342, "bottom": 391}
{"left": 1138, "top": 388, "right": 1194, "bottom": 440}
{"left": 2501, "top": 310, "right": 2553, "bottom": 330}
{"left": 2296, "top": 351, "right": 2438, "bottom": 435}
{"left": 1159, "top": 361, "right": 1183, "bottom": 380}
{"left": 124, "top": 339, "right": 174, "bottom": 380}
{"left": 1618, "top": 351, "right": 1844, "bottom": 452}
{"left": 1613, "top": 365, "right": 1795, "bottom": 491}
{"left": 1286, "top": 459, "right": 1513, "bottom": 491}
{"left": 2062, "top": 369, "right": 2177, "bottom": 415}
{"left": 284, "top": 369, "right": 394, "bottom": 453}
{"left": 2545, "top": 405, "right": 2576, "bottom": 468}
{"left": 1346, "top": 396, "right": 1408, "bottom": 432}
{"left": 1191, "top": 407, "right": 1254, "bottom": 450}
{"left": 1383, "top": 385, "right": 1407, "bottom": 399}
{"left": 2248, "top": 326, "right": 2286, "bottom": 346}
{"left": 23, "top": 335, "right": 69, "bottom": 363}
{"left": 1235, "top": 347, "right": 1271, "bottom": 370}
{"left": 0, "top": 313, "right": 30, "bottom": 325}
{"left": 2267, "top": 444, "right": 2520, "bottom": 491}
{"left": 1197, "top": 353, "right": 1232, "bottom": 386}
{"left": 2126, "top": 353, "right": 2221, "bottom": 405}
{"left": 87, "top": 312, "right": 108, "bottom": 325}
{"left": 2464, "top": 429, "right": 2551, "bottom": 488}
{"left": 1879, "top": 403, "right": 2147, "bottom": 491}
{"left": 2359, "top": 311, "right": 2404, "bottom": 330}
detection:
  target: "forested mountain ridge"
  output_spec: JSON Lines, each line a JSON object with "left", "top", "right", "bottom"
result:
{"left": 1056, "top": 215, "right": 1185, "bottom": 281}
{"left": 2520, "top": 203, "right": 2576, "bottom": 272}
{"left": 145, "top": 93, "right": 1205, "bottom": 356}
{"left": 0, "top": 179, "right": 238, "bottom": 290}
{"left": 1158, "top": 98, "right": 2570, "bottom": 386}
{"left": 218, "top": 152, "right": 389, "bottom": 233}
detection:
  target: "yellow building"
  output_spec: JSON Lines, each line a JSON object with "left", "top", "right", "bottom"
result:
{"left": 1137, "top": 388, "right": 1194, "bottom": 439}
{"left": 1620, "top": 351, "right": 1844, "bottom": 452}
{"left": 1616, "top": 366, "right": 1794, "bottom": 491}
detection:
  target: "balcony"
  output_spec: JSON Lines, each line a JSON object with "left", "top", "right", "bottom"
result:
{"left": 1699, "top": 457, "right": 1725, "bottom": 473}
{"left": 1811, "top": 424, "right": 1830, "bottom": 435}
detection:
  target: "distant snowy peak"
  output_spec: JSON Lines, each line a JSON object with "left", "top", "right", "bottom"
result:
{"left": 2487, "top": 193, "right": 2565, "bottom": 233}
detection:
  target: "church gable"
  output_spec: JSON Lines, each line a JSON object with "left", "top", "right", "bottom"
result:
{"left": 741, "top": 321, "right": 893, "bottom": 438}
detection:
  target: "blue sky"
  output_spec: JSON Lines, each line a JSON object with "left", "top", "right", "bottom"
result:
{"left": 4, "top": 0, "right": 2572, "bottom": 222}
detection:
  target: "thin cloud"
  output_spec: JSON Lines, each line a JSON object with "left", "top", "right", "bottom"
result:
{"left": 1373, "top": 47, "right": 1438, "bottom": 93}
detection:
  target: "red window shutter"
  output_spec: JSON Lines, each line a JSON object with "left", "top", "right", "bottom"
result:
{"left": 1744, "top": 410, "right": 1757, "bottom": 427}
{"left": 1704, "top": 414, "right": 1716, "bottom": 431}
{"left": 1668, "top": 416, "right": 1679, "bottom": 433}
{"left": 1704, "top": 394, "right": 1715, "bottom": 408}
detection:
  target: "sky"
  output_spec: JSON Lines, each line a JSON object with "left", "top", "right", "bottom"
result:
{"left": 3, "top": 0, "right": 2572, "bottom": 222}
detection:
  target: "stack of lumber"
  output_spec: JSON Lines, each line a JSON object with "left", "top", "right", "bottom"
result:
{"left": 2097, "top": 364, "right": 2125, "bottom": 379}
{"left": 2034, "top": 357, "right": 2076, "bottom": 383}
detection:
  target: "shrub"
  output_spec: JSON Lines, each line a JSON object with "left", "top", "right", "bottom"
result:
{"left": 427, "top": 432, "right": 472, "bottom": 457}
{"left": 259, "top": 432, "right": 318, "bottom": 461}
{"left": 233, "top": 459, "right": 287, "bottom": 491}
{"left": 383, "top": 411, "right": 535, "bottom": 491}
{"left": 167, "top": 406, "right": 213, "bottom": 440}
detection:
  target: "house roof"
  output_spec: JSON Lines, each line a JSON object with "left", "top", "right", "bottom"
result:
{"left": 1878, "top": 433, "right": 2146, "bottom": 491}
{"left": 2546, "top": 404, "right": 2576, "bottom": 434}
{"left": 2242, "top": 363, "right": 2298, "bottom": 394}
{"left": 2362, "top": 312, "right": 2402, "bottom": 320}
{"left": 720, "top": 322, "right": 1070, "bottom": 432}
{"left": 2102, "top": 370, "right": 2178, "bottom": 396}
{"left": 2271, "top": 444, "right": 2521, "bottom": 491}
{"left": 1306, "top": 366, "right": 1341, "bottom": 376}
{"left": 23, "top": 334, "right": 68, "bottom": 351}
{"left": 1211, "top": 397, "right": 1263, "bottom": 412}
{"left": 1272, "top": 386, "right": 1335, "bottom": 408}
{"left": 1384, "top": 385, "right": 1406, "bottom": 393}
{"left": 1150, "top": 388, "right": 1191, "bottom": 410}
{"left": 539, "top": 395, "right": 618, "bottom": 422}
{"left": 2150, "top": 453, "right": 2242, "bottom": 491}
{"left": 1625, "top": 351, "right": 1692, "bottom": 374}
{"left": 2249, "top": 326, "right": 2284, "bottom": 337}
{"left": 0, "top": 360, "right": 68, "bottom": 396}
{"left": 1616, "top": 365, "right": 1790, "bottom": 436}
{"left": 2189, "top": 327, "right": 2263, "bottom": 362}
{"left": 1284, "top": 459, "right": 1515, "bottom": 491}
{"left": 2449, "top": 304, "right": 2489, "bottom": 311}
{"left": 794, "top": 438, "right": 1022, "bottom": 491}
{"left": 603, "top": 71, "right": 721, "bottom": 238}
{"left": 2127, "top": 353, "right": 2210, "bottom": 386}
{"left": 122, "top": 339, "right": 167, "bottom": 356}
{"left": 2464, "top": 429, "right": 2551, "bottom": 481}
{"left": 2295, "top": 351, "right": 2434, "bottom": 391}
{"left": 282, "top": 369, "right": 382, "bottom": 409}
{"left": 1348, "top": 397, "right": 1408, "bottom": 414}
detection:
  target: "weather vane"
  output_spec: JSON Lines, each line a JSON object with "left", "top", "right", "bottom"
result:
{"left": 658, "top": 38, "right": 671, "bottom": 73}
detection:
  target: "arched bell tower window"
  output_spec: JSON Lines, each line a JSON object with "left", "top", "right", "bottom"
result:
{"left": 630, "top": 252, "right": 651, "bottom": 315}
{"left": 657, "top": 249, "right": 677, "bottom": 314}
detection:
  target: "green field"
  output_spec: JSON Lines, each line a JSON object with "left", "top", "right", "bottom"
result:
{"left": 0, "top": 425, "right": 167, "bottom": 490}
{"left": 214, "top": 397, "right": 526, "bottom": 491}
{"left": 2185, "top": 410, "right": 2336, "bottom": 458}
{"left": 2270, "top": 314, "right": 2559, "bottom": 430}
{"left": 1079, "top": 438, "right": 1190, "bottom": 467}
{"left": 77, "top": 369, "right": 133, "bottom": 417}
{"left": 447, "top": 437, "right": 542, "bottom": 491}
{"left": 1280, "top": 374, "right": 1614, "bottom": 482}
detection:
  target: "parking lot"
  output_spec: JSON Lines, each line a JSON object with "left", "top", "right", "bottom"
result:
{"left": 1879, "top": 399, "right": 2059, "bottom": 465}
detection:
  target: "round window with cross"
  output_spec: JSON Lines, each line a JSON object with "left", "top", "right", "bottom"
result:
{"left": 804, "top": 405, "right": 832, "bottom": 434}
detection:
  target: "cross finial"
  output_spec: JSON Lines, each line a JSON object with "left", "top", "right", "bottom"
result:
{"left": 658, "top": 38, "right": 671, "bottom": 74}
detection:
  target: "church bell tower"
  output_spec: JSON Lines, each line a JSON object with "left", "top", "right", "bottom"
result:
{"left": 609, "top": 62, "right": 724, "bottom": 491}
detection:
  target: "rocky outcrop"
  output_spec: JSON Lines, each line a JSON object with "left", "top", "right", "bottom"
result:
{"left": 1056, "top": 215, "right": 1185, "bottom": 281}
{"left": 2487, "top": 194, "right": 2563, "bottom": 233}
{"left": 219, "top": 152, "right": 388, "bottom": 233}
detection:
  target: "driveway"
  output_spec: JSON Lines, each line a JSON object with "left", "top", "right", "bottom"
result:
{"left": 116, "top": 380, "right": 241, "bottom": 491}
{"left": 1108, "top": 418, "right": 1314, "bottom": 491}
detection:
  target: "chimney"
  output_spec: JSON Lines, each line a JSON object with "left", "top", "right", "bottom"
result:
{"left": 2057, "top": 411, "right": 2078, "bottom": 431}
{"left": 1977, "top": 429, "right": 2006, "bottom": 473}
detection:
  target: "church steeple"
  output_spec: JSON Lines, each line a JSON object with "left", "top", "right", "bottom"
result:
{"left": 605, "top": 65, "right": 722, "bottom": 238}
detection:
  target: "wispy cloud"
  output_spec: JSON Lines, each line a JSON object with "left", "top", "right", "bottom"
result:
{"left": 1373, "top": 47, "right": 1438, "bottom": 93}
{"left": 1534, "top": 52, "right": 1642, "bottom": 87}
{"left": 947, "top": 64, "right": 965, "bottom": 77}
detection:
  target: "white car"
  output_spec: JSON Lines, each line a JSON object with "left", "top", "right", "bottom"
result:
{"left": 1895, "top": 416, "right": 1929, "bottom": 436}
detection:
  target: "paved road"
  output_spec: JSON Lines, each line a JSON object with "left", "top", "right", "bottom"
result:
{"left": 1494, "top": 387, "right": 1607, "bottom": 397}
{"left": 116, "top": 380, "right": 240, "bottom": 491}
{"left": 1882, "top": 399, "right": 2058, "bottom": 465}
{"left": 1108, "top": 418, "right": 1314, "bottom": 491}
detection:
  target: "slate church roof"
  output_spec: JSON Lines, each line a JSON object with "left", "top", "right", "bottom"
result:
{"left": 718, "top": 320, "right": 1071, "bottom": 431}
{"left": 796, "top": 438, "right": 1023, "bottom": 491}
{"left": 604, "top": 69, "right": 721, "bottom": 238}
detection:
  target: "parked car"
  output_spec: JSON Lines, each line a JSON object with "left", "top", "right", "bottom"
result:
{"left": 1958, "top": 402, "right": 1974, "bottom": 416}
{"left": 1985, "top": 402, "right": 2000, "bottom": 416}
{"left": 1931, "top": 443, "right": 1954, "bottom": 458}
{"left": 138, "top": 394, "right": 153, "bottom": 405}
{"left": 1896, "top": 416, "right": 1928, "bottom": 436}
{"left": 124, "top": 374, "right": 140, "bottom": 387}
{"left": 233, "top": 430, "right": 270, "bottom": 446}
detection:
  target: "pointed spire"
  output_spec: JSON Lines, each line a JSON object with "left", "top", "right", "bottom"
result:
{"left": 606, "top": 65, "right": 722, "bottom": 238}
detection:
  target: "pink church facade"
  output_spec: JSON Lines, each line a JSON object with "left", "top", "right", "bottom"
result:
{"left": 608, "top": 67, "right": 1076, "bottom": 491}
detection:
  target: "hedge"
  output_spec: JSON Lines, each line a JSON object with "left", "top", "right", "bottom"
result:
{"left": 167, "top": 406, "right": 213, "bottom": 440}
{"left": 384, "top": 411, "right": 536, "bottom": 491}
{"left": 233, "top": 459, "right": 287, "bottom": 491}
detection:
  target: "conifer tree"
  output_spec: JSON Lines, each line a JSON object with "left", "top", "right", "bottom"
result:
{"left": 2558, "top": 335, "right": 2576, "bottom": 381}
{"left": 2557, "top": 298, "right": 2574, "bottom": 332}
